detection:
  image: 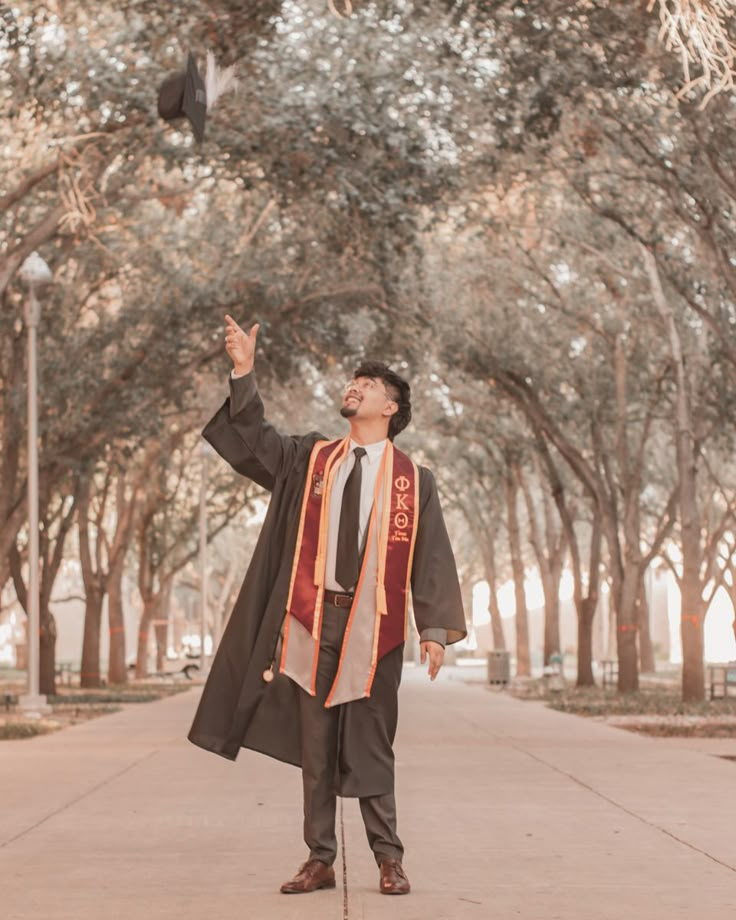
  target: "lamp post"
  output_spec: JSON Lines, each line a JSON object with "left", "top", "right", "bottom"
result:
{"left": 18, "top": 252, "right": 53, "bottom": 718}
{"left": 198, "top": 441, "right": 213, "bottom": 676}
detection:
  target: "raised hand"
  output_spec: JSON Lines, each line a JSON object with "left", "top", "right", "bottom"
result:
{"left": 224, "top": 313, "right": 260, "bottom": 375}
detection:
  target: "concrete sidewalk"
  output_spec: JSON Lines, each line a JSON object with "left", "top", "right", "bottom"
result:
{"left": 1, "top": 666, "right": 735, "bottom": 919}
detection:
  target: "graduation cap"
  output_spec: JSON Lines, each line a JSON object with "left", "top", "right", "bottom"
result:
{"left": 157, "top": 51, "right": 237, "bottom": 143}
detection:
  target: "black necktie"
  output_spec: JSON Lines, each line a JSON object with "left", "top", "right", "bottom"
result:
{"left": 335, "top": 447, "right": 367, "bottom": 592}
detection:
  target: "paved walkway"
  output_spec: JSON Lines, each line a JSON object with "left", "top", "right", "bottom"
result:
{"left": 1, "top": 665, "right": 735, "bottom": 919}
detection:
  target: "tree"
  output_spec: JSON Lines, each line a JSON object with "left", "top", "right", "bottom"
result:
{"left": 518, "top": 456, "right": 567, "bottom": 666}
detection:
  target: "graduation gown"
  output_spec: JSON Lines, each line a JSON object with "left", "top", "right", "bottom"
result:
{"left": 187, "top": 371, "right": 467, "bottom": 797}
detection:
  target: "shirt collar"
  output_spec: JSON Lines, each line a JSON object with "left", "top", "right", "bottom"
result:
{"left": 349, "top": 437, "right": 387, "bottom": 465}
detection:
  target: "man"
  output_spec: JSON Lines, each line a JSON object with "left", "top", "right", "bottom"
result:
{"left": 188, "top": 314, "right": 466, "bottom": 895}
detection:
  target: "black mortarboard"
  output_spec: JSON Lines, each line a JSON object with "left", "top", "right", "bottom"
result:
{"left": 157, "top": 52, "right": 207, "bottom": 143}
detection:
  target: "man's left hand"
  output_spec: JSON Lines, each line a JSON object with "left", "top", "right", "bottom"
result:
{"left": 420, "top": 641, "right": 445, "bottom": 681}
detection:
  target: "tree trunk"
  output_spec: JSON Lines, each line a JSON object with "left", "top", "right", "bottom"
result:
{"left": 483, "top": 534, "right": 506, "bottom": 651}
{"left": 637, "top": 577, "right": 656, "bottom": 674}
{"left": 39, "top": 609, "right": 57, "bottom": 696}
{"left": 541, "top": 575, "right": 561, "bottom": 665}
{"left": 135, "top": 597, "right": 156, "bottom": 679}
{"left": 80, "top": 588, "right": 104, "bottom": 688}
{"left": 154, "top": 620, "right": 167, "bottom": 672}
{"left": 505, "top": 463, "right": 530, "bottom": 676}
{"left": 577, "top": 597, "right": 596, "bottom": 687}
{"left": 153, "top": 581, "right": 172, "bottom": 673}
{"left": 643, "top": 245, "right": 704, "bottom": 701}
{"left": 574, "top": 537, "right": 600, "bottom": 688}
{"left": 105, "top": 469, "right": 144, "bottom": 685}
{"left": 530, "top": 434, "right": 600, "bottom": 687}
{"left": 614, "top": 569, "right": 640, "bottom": 692}
{"left": 107, "top": 560, "right": 127, "bottom": 685}
{"left": 9, "top": 541, "right": 60, "bottom": 695}
{"left": 488, "top": 584, "right": 506, "bottom": 651}
{"left": 676, "top": 371, "right": 706, "bottom": 697}
{"left": 681, "top": 589, "right": 705, "bottom": 701}
{"left": 77, "top": 475, "right": 104, "bottom": 688}
{"left": 518, "top": 463, "right": 563, "bottom": 665}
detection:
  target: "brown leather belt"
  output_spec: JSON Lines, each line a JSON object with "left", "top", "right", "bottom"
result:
{"left": 323, "top": 589, "right": 354, "bottom": 608}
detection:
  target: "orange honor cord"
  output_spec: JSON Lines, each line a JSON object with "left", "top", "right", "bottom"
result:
{"left": 308, "top": 438, "right": 349, "bottom": 691}
{"left": 285, "top": 441, "right": 328, "bottom": 616}
{"left": 281, "top": 437, "right": 342, "bottom": 684}
{"left": 311, "top": 437, "right": 350, "bottom": 642}
{"left": 368, "top": 445, "right": 393, "bottom": 679}
{"left": 279, "top": 441, "right": 329, "bottom": 677}
{"left": 313, "top": 437, "right": 350, "bottom": 585}
{"left": 403, "top": 461, "right": 421, "bottom": 640}
{"left": 375, "top": 442, "right": 394, "bottom": 620}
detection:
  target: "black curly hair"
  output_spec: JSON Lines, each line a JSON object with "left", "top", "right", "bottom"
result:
{"left": 351, "top": 361, "right": 411, "bottom": 440}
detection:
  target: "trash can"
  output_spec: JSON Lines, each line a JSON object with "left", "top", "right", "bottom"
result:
{"left": 487, "top": 650, "right": 510, "bottom": 686}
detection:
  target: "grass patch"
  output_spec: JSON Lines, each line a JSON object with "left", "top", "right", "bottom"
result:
{"left": 0, "top": 704, "right": 124, "bottom": 742}
{"left": 47, "top": 684, "right": 191, "bottom": 705}
{"left": 511, "top": 682, "right": 736, "bottom": 717}
{"left": 50, "top": 703, "right": 124, "bottom": 718}
{"left": 0, "top": 721, "right": 59, "bottom": 740}
{"left": 510, "top": 681, "right": 736, "bottom": 737}
{"left": 616, "top": 721, "right": 736, "bottom": 738}
{"left": 0, "top": 675, "right": 194, "bottom": 742}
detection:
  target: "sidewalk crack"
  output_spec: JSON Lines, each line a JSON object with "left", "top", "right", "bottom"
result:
{"left": 518, "top": 744, "right": 736, "bottom": 876}
{"left": 339, "top": 795, "right": 349, "bottom": 918}
{"left": 460, "top": 711, "right": 736, "bottom": 877}
{"left": 0, "top": 748, "right": 159, "bottom": 851}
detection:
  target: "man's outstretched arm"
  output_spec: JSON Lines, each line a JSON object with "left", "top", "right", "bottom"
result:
{"left": 201, "top": 315, "right": 301, "bottom": 491}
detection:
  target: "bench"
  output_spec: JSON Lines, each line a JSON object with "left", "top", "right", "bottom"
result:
{"left": 601, "top": 659, "right": 618, "bottom": 689}
{"left": 55, "top": 660, "right": 79, "bottom": 686}
{"left": 707, "top": 662, "right": 736, "bottom": 700}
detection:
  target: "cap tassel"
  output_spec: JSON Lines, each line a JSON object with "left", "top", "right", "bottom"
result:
{"left": 205, "top": 51, "right": 238, "bottom": 109}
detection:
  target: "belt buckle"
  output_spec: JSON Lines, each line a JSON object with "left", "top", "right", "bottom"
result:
{"left": 335, "top": 592, "right": 353, "bottom": 608}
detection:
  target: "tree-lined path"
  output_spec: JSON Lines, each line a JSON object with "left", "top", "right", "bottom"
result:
{"left": 1, "top": 672, "right": 734, "bottom": 919}
{"left": 4, "top": 2, "right": 736, "bottom": 707}
{"left": 3, "top": 4, "right": 736, "bottom": 913}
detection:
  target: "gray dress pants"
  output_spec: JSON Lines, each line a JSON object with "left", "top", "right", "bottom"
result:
{"left": 298, "top": 599, "right": 404, "bottom": 866}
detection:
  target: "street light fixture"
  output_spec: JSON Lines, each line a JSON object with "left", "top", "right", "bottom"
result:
{"left": 18, "top": 251, "right": 53, "bottom": 718}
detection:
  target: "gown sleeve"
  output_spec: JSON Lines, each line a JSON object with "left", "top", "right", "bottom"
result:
{"left": 410, "top": 467, "right": 467, "bottom": 646}
{"left": 201, "top": 371, "right": 306, "bottom": 492}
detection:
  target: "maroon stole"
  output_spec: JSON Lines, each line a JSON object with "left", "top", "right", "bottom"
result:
{"left": 278, "top": 436, "right": 420, "bottom": 706}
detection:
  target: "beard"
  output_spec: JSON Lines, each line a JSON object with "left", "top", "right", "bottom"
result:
{"left": 340, "top": 405, "right": 359, "bottom": 419}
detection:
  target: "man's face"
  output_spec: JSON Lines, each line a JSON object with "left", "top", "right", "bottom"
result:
{"left": 340, "top": 376, "right": 397, "bottom": 426}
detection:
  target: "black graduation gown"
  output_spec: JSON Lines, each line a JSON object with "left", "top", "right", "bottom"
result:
{"left": 187, "top": 371, "right": 467, "bottom": 797}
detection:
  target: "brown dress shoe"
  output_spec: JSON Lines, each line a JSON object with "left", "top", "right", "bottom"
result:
{"left": 379, "top": 858, "right": 411, "bottom": 895}
{"left": 280, "top": 859, "right": 336, "bottom": 894}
